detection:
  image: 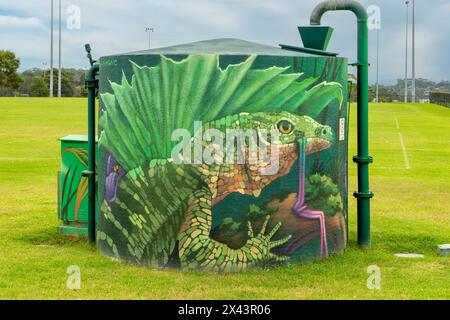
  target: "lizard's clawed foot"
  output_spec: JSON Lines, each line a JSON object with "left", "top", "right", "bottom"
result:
{"left": 245, "top": 215, "right": 292, "bottom": 264}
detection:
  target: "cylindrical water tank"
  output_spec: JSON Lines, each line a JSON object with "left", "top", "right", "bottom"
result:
{"left": 96, "top": 38, "right": 348, "bottom": 271}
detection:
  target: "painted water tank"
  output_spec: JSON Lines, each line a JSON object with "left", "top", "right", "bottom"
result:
{"left": 96, "top": 38, "right": 349, "bottom": 271}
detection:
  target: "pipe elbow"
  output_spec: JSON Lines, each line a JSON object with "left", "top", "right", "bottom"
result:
{"left": 87, "top": 63, "right": 100, "bottom": 81}
{"left": 310, "top": 0, "right": 368, "bottom": 25}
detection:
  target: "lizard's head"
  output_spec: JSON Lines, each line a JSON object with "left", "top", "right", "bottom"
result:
{"left": 247, "top": 111, "right": 334, "bottom": 155}
{"left": 203, "top": 111, "right": 335, "bottom": 200}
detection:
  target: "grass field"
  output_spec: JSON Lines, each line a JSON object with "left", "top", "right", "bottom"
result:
{"left": 0, "top": 97, "right": 449, "bottom": 300}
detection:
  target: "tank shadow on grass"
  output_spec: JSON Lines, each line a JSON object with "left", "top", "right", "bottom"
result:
{"left": 19, "top": 228, "right": 86, "bottom": 247}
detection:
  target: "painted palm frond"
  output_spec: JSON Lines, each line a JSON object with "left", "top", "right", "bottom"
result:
{"left": 63, "top": 148, "right": 88, "bottom": 167}
{"left": 99, "top": 54, "right": 342, "bottom": 171}
{"left": 74, "top": 177, "right": 88, "bottom": 221}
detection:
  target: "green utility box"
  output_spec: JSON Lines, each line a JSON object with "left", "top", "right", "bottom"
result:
{"left": 57, "top": 135, "right": 98, "bottom": 236}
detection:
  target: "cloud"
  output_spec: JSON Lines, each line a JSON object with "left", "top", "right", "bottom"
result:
{"left": 0, "top": 15, "right": 42, "bottom": 28}
{"left": 0, "top": 0, "right": 449, "bottom": 84}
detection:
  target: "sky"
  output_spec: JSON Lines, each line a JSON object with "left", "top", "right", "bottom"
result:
{"left": 0, "top": 0, "right": 449, "bottom": 85}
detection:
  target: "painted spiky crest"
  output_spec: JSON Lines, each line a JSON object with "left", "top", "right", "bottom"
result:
{"left": 99, "top": 54, "right": 343, "bottom": 171}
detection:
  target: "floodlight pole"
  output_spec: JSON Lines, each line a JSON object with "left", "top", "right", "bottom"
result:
{"left": 145, "top": 27, "right": 154, "bottom": 49}
{"left": 58, "top": 0, "right": 62, "bottom": 98}
{"left": 405, "top": 1, "right": 409, "bottom": 103}
{"left": 42, "top": 62, "right": 48, "bottom": 79}
{"left": 50, "top": 0, "right": 54, "bottom": 97}
{"left": 375, "top": 28, "right": 379, "bottom": 103}
{"left": 411, "top": 0, "right": 416, "bottom": 103}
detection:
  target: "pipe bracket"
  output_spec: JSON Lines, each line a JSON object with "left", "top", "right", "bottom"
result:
{"left": 349, "top": 62, "right": 370, "bottom": 67}
{"left": 353, "top": 191, "right": 374, "bottom": 199}
{"left": 81, "top": 170, "right": 94, "bottom": 178}
{"left": 85, "top": 79, "right": 98, "bottom": 90}
{"left": 353, "top": 155, "right": 373, "bottom": 164}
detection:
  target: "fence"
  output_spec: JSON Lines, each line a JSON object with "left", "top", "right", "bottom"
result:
{"left": 429, "top": 92, "right": 450, "bottom": 108}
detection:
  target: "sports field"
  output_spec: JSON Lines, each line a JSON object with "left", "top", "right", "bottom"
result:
{"left": 0, "top": 98, "right": 448, "bottom": 299}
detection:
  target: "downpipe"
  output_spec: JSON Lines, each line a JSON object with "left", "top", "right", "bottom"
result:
{"left": 84, "top": 62, "right": 99, "bottom": 244}
{"left": 310, "top": 0, "right": 374, "bottom": 249}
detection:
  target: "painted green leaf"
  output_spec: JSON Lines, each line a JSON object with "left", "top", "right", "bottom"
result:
{"left": 292, "top": 82, "right": 343, "bottom": 118}
{"left": 99, "top": 55, "right": 343, "bottom": 171}
{"left": 74, "top": 177, "right": 88, "bottom": 221}
{"left": 64, "top": 148, "right": 88, "bottom": 167}
{"left": 60, "top": 165, "right": 78, "bottom": 221}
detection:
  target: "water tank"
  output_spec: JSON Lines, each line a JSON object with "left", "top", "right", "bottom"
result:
{"left": 96, "top": 38, "right": 349, "bottom": 271}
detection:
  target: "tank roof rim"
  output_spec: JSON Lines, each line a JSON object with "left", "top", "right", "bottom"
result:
{"left": 99, "top": 38, "right": 344, "bottom": 58}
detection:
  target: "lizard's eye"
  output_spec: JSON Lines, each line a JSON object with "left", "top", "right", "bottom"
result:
{"left": 277, "top": 120, "right": 294, "bottom": 135}
{"left": 316, "top": 127, "right": 327, "bottom": 137}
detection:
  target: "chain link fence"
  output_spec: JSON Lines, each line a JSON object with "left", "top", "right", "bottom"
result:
{"left": 430, "top": 92, "right": 450, "bottom": 108}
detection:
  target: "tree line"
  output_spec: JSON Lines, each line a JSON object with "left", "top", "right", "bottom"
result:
{"left": 2, "top": 50, "right": 450, "bottom": 100}
{"left": 348, "top": 73, "right": 450, "bottom": 103}
{"left": 19, "top": 67, "right": 88, "bottom": 97}
{"left": 0, "top": 50, "right": 88, "bottom": 97}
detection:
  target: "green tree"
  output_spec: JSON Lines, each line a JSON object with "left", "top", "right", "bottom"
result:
{"left": 18, "top": 68, "right": 88, "bottom": 97}
{"left": 0, "top": 50, "right": 22, "bottom": 96}
{"left": 369, "top": 85, "right": 400, "bottom": 102}
{"left": 79, "top": 72, "right": 87, "bottom": 97}
{"left": 29, "top": 76, "right": 49, "bottom": 97}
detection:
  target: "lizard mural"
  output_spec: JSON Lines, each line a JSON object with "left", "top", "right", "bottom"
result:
{"left": 97, "top": 54, "right": 346, "bottom": 271}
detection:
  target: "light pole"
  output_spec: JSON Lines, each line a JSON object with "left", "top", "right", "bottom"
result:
{"left": 145, "top": 27, "right": 154, "bottom": 49}
{"left": 58, "top": 0, "right": 62, "bottom": 97}
{"left": 50, "top": 0, "right": 54, "bottom": 97}
{"left": 375, "top": 28, "right": 380, "bottom": 103}
{"left": 411, "top": 0, "right": 416, "bottom": 103}
{"left": 405, "top": 1, "right": 409, "bottom": 103}
{"left": 42, "top": 62, "right": 48, "bottom": 79}
{"left": 367, "top": 5, "right": 381, "bottom": 103}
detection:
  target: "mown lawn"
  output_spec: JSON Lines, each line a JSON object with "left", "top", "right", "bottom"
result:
{"left": 0, "top": 98, "right": 448, "bottom": 300}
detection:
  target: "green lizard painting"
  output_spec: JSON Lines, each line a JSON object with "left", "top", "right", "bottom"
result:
{"left": 97, "top": 54, "right": 343, "bottom": 271}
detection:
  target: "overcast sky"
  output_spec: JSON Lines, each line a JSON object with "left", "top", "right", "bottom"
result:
{"left": 0, "top": 0, "right": 449, "bottom": 85}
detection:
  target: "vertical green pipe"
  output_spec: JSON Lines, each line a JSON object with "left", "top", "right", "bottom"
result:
{"left": 310, "top": 0, "right": 373, "bottom": 248}
{"left": 356, "top": 18, "right": 373, "bottom": 248}
{"left": 86, "top": 63, "right": 99, "bottom": 243}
